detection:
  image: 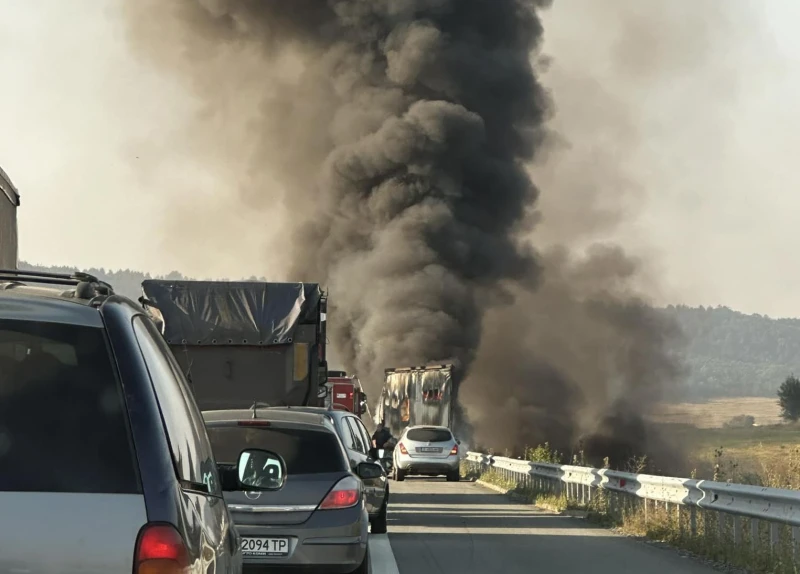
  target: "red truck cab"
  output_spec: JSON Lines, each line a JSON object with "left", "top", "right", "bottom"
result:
{"left": 323, "top": 371, "right": 367, "bottom": 416}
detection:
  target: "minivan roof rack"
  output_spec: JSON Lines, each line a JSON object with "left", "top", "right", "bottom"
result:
{"left": 0, "top": 268, "right": 114, "bottom": 300}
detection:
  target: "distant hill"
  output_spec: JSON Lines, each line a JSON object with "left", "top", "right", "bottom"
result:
{"left": 17, "top": 261, "right": 268, "bottom": 301}
{"left": 15, "top": 263, "right": 800, "bottom": 400}
{"left": 663, "top": 305, "right": 800, "bottom": 399}
{"left": 18, "top": 262, "right": 191, "bottom": 300}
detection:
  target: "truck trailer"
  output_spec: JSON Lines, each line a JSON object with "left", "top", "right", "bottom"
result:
{"left": 0, "top": 165, "right": 19, "bottom": 270}
{"left": 140, "top": 280, "right": 328, "bottom": 410}
{"left": 375, "top": 363, "right": 459, "bottom": 438}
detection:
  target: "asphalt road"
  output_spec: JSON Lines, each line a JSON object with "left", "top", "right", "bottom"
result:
{"left": 374, "top": 477, "right": 719, "bottom": 574}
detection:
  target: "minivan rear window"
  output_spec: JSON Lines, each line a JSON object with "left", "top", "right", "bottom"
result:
{"left": 0, "top": 319, "right": 139, "bottom": 493}
{"left": 406, "top": 428, "right": 453, "bottom": 443}
{"left": 207, "top": 426, "right": 347, "bottom": 475}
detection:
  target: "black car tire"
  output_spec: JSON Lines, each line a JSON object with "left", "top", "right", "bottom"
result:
{"left": 446, "top": 471, "right": 460, "bottom": 482}
{"left": 395, "top": 468, "right": 406, "bottom": 482}
{"left": 370, "top": 499, "right": 388, "bottom": 534}
{"left": 351, "top": 545, "right": 371, "bottom": 574}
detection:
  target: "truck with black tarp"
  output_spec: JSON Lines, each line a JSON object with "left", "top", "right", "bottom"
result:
{"left": 374, "top": 363, "right": 460, "bottom": 438}
{"left": 140, "top": 280, "right": 328, "bottom": 410}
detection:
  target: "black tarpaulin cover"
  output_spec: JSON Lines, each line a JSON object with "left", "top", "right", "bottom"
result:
{"left": 141, "top": 280, "right": 322, "bottom": 346}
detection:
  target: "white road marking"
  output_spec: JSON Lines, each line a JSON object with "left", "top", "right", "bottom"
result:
{"left": 370, "top": 534, "right": 400, "bottom": 574}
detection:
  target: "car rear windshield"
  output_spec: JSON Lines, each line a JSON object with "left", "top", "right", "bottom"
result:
{"left": 207, "top": 425, "right": 347, "bottom": 475}
{"left": 406, "top": 428, "right": 453, "bottom": 443}
{"left": 0, "top": 319, "right": 139, "bottom": 493}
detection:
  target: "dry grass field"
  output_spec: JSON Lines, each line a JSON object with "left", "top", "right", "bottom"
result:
{"left": 648, "top": 398, "right": 800, "bottom": 487}
{"left": 651, "top": 397, "right": 783, "bottom": 428}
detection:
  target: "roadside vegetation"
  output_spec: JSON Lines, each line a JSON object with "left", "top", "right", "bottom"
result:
{"left": 669, "top": 420, "right": 800, "bottom": 488}
{"left": 467, "top": 438, "right": 800, "bottom": 574}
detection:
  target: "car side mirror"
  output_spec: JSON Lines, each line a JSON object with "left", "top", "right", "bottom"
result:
{"left": 356, "top": 461, "right": 384, "bottom": 480}
{"left": 237, "top": 448, "right": 287, "bottom": 491}
{"left": 457, "top": 440, "right": 461, "bottom": 445}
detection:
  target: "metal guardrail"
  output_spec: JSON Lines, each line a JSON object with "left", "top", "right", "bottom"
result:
{"left": 465, "top": 451, "right": 800, "bottom": 555}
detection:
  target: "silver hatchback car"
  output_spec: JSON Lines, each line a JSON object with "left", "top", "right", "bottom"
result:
{"left": 393, "top": 425, "right": 461, "bottom": 482}
{"left": 204, "top": 408, "right": 383, "bottom": 573}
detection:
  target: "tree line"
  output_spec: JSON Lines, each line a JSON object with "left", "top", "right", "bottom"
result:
{"left": 18, "top": 262, "right": 267, "bottom": 301}
{"left": 664, "top": 304, "right": 800, "bottom": 399}
{"left": 18, "top": 263, "right": 800, "bottom": 400}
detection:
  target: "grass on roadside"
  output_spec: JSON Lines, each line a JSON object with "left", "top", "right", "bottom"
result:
{"left": 467, "top": 438, "right": 800, "bottom": 574}
{"left": 596, "top": 493, "right": 799, "bottom": 574}
{"left": 475, "top": 468, "right": 584, "bottom": 513}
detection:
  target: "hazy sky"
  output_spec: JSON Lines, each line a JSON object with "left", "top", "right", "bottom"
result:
{"left": 2, "top": 1, "right": 800, "bottom": 317}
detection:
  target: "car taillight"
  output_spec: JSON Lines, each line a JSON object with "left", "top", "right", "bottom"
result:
{"left": 319, "top": 476, "right": 360, "bottom": 510}
{"left": 134, "top": 523, "right": 189, "bottom": 574}
{"left": 450, "top": 444, "right": 459, "bottom": 456}
{"left": 398, "top": 442, "right": 408, "bottom": 455}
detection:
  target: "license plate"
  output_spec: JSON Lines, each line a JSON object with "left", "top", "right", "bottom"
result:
{"left": 417, "top": 447, "right": 442, "bottom": 453}
{"left": 241, "top": 537, "right": 290, "bottom": 557}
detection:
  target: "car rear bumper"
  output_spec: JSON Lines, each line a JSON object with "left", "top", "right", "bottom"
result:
{"left": 396, "top": 455, "right": 459, "bottom": 474}
{"left": 242, "top": 540, "right": 364, "bottom": 573}
{"left": 234, "top": 504, "right": 368, "bottom": 571}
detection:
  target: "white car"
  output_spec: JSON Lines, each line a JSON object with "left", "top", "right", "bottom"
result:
{"left": 393, "top": 425, "right": 461, "bottom": 481}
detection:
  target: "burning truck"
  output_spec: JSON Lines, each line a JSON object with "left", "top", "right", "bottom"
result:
{"left": 374, "top": 363, "right": 462, "bottom": 438}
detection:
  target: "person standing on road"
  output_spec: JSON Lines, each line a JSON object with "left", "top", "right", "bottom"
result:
{"left": 372, "top": 423, "right": 392, "bottom": 449}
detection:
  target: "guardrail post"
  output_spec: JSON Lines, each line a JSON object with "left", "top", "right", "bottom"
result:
{"left": 733, "top": 515, "right": 742, "bottom": 545}
{"left": 770, "top": 522, "right": 779, "bottom": 552}
{"left": 793, "top": 526, "right": 799, "bottom": 561}
{"left": 733, "top": 515, "right": 742, "bottom": 546}
{"left": 751, "top": 518, "right": 758, "bottom": 551}
{"left": 718, "top": 511, "right": 725, "bottom": 541}
{"left": 690, "top": 506, "right": 697, "bottom": 536}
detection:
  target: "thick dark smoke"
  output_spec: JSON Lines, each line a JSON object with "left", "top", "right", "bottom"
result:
{"left": 124, "top": 0, "right": 552, "bottom": 380}
{"left": 460, "top": 246, "right": 687, "bottom": 470}
{"left": 123, "top": 0, "right": 685, "bottom": 470}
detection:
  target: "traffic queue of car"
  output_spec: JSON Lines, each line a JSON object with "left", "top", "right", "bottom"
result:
{"left": 0, "top": 269, "right": 464, "bottom": 574}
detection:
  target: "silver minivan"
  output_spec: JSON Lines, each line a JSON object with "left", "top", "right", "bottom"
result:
{"left": 0, "top": 269, "right": 255, "bottom": 574}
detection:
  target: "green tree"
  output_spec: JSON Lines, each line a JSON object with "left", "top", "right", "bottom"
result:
{"left": 778, "top": 374, "right": 800, "bottom": 421}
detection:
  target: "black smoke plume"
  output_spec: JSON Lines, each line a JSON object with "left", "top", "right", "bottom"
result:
{"left": 124, "top": 0, "right": 685, "bottom": 470}
{"left": 459, "top": 246, "right": 686, "bottom": 470}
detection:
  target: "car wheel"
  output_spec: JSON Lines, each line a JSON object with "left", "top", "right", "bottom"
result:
{"left": 396, "top": 468, "right": 406, "bottom": 482}
{"left": 370, "top": 499, "right": 388, "bottom": 534}
{"left": 351, "top": 545, "right": 371, "bottom": 574}
{"left": 446, "top": 471, "right": 460, "bottom": 482}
